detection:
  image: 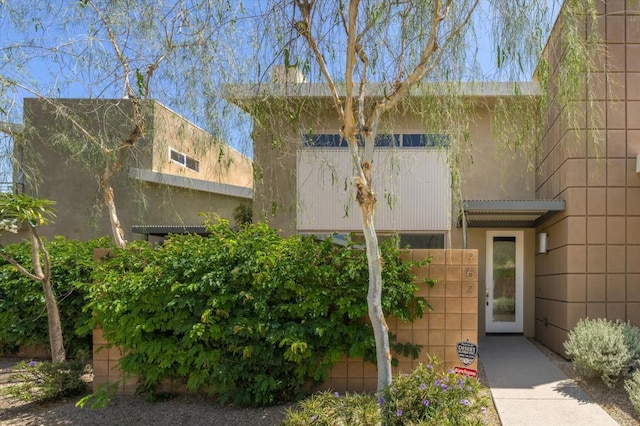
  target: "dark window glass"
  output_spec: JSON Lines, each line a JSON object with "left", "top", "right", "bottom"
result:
{"left": 399, "top": 234, "right": 445, "bottom": 249}
{"left": 186, "top": 157, "right": 200, "bottom": 172}
{"left": 170, "top": 149, "right": 185, "bottom": 164}
{"left": 402, "top": 134, "right": 449, "bottom": 147}
{"left": 374, "top": 134, "right": 399, "bottom": 147}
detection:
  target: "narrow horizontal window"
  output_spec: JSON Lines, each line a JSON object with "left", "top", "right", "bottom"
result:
{"left": 170, "top": 148, "right": 199, "bottom": 172}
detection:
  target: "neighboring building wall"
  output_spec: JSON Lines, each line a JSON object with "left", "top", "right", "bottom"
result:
{"left": 93, "top": 249, "right": 479, "bottom": 394}
{"left": 12, "top": 98, "right": 252, "bottom": 243}
{"left": 535, "top": 1, "right": 640, "bottom": 354}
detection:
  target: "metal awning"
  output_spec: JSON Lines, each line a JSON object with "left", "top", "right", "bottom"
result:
{"left": 132, "top": 225, "right": 209, "bottom": 237}
{"left": 461, "top": 199, "right": 565, "bottom": 228}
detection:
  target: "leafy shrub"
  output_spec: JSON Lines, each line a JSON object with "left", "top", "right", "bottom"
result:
{"left": 380, "top": 359, "right": 488, "bottom": 425}
{"left": 625, "top": 370, "right": 640, "bottom": 417}
{"left": 564, "top": 318, "right": 640, "bottom": 387}
{"left": 282, "top": 358, "right": 488, "bottom": 425}
{"left": 2, "top": 359, "right": 90, "bottom": 402}
{"left": 0, "top": 236, "right": 113, "bottom": 358}
{"left": 85, "top": 219, "right": 429, "bottom": 406}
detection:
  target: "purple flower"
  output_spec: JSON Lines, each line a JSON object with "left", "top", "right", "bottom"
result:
{"left": 420, "top": 383, "right": 427, "bottom": 390}
{"left": 449, "top": 368, "right": 455, "bottom": 374}
{"left": 334, "top": 392, "right": 339, "bottom": 397}
{"left": 423, "top": 399, "right": 430, "bottom": 406}
{"left": 397, "top": 409, "right": 403, "bottom": 417}
{"left": 460, "top": 399, "right": 471, "bottom": 406}
{"left": 434, "top": 379, "right": 442, "bottom": 387}
{"left": 310, "top": 415, "right": 318, "bottom": 422}
{"left": 441, "top": 384, "right": 448, "bottom": 391}
{"left": 28, "top": 360, "right": 37, "bottom": 367}
{"left": 481, "top": 407, "right": 487, "bottom": 414}
{"left": 378, "top": 396, "right": 385, "bottom": 405}
{"left": 467, "top": 386, "right": 473, "bottom": 391}
{"left": 427, "top": 364, "right": 433, "bottom": 369}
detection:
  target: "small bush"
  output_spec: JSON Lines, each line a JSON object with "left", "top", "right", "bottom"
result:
{"left": 625, "top": 370, "right": 640, "bottom": 417}
{"left": 564, "top": 318, "right": 640, "bottom": 387}
{"left": 282, "top": 358, "right": 488, "bottom": 426}
{"left": 281, "top": 391, "right": 381, "bottom": 426}
{"left": 2, "top": 360, "right": 90, "bottom": 402}
{"left": 381, "top": 359, "right": 488, "bottom": 425}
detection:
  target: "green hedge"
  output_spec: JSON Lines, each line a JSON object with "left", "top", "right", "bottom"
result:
{"left": 0, "top": 236, "right": 112, "bottom": 358}
{"left": 85, "top": 219, "right": 430, "bottom": 405}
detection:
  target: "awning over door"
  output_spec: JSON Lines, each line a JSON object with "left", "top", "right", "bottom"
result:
{"left": 461, "top": 199, "right": 565, "bottom": 228}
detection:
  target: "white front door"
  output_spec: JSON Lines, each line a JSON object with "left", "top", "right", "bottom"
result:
{"left": 485, "top": 230, "right": 524, "bottom": 333}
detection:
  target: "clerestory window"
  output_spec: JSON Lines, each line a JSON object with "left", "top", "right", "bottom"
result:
{"left": 170, "top": 148, "right": 200, "bottom": 172}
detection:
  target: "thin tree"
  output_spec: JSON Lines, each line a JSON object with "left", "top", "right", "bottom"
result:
{"left": 0, "top": 194, "right": 64, "bottom": 362}
{"left": 0, "top": 0, "right": 248, "bottom": 247}
{"left": 245, "top": 0, "right": 603, "bottom": 392}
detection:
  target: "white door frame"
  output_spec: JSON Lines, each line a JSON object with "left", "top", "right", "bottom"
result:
{"left": 485, "top": 230, "right": 524, "bottom": 333}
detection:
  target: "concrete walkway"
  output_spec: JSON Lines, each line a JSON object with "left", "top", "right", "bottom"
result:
{"left": 479, "top": 335, "right": 618, "bottom": 425}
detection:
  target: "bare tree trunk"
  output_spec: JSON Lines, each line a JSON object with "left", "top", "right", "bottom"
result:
{"left": 101, "top": 181, "right": 127, "bottom": 248}
{"left": 362, "top": 217, "right": 392, "bottom": 392}
{"left": 30, "top": 229, "right": 66, "bottom": 363}
{"left": 41, "top": 278, "right": 66, "bottom": 363}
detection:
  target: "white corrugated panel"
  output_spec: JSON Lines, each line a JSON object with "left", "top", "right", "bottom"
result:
{"left": 296, "top": 148, "right": 451, "bottom": 232}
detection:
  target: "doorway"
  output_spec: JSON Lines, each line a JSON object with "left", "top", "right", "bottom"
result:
{"left": 485, "top": 230, "right": 523, "bottom": 333}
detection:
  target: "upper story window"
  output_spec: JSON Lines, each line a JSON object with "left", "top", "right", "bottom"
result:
{"left": 303, "top": 133, "right": 448, "bottom": 148}
{"left": 170, "top": 148, "right": 200, "bottom": 172}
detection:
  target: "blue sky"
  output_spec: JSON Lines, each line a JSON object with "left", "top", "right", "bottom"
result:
{"left": 0, "top": 0, "right": 562, "bottom": 167}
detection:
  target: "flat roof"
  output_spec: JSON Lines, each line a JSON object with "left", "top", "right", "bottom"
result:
{"left": 224, "top": 81, "right": 540, "bottom": 103}
{"left": 462, "top": 199, "right": 565, "bottom": 228}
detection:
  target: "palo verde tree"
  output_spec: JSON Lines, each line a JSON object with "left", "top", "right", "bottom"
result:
{"left": 242, "top": 0, "right": 604, "bottom": 392}
{"left": 0, "top": 0, "right": 249, "bottom": 247}
{"left": 0, "top": 194, "right": 65, "bottom": 362}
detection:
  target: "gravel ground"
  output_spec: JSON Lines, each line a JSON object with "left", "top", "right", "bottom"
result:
{"left": 2, "top": 345, "right": 638, "bottom": 426}
{"left": 0, "top": 358, "right": 289, "bottom": 426}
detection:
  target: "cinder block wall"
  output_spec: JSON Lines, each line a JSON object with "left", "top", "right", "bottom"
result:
{"left": 92, "top": 249, "right": 479, "bottom": 394}
{"left": 318, "top": 249, "right": 479, "bottom": 393}
{"left": 535, "top": 0, "right": 640, "bottom": 355}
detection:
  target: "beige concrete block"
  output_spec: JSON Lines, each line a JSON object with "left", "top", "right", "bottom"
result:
{"left": 607, "top": 216, "right": 627, "bottom": 244}
{"left": 608, "top": 188, "right": 626, "bottom": 215}
{"left": 462, "top": 298, "right": 478, "bottom": 314}
{"left": 607, "top": 302, "right": 626, "bottom": 321}
{"left": 628, "top": 45, "right": 640, "bottom": 72}
{"left": 587, "top": 216, "right": 606, "bottom": 244}
{"left": 445, "top": 314, "right": 462, "bottom": 330}
{"left": 446, "top": 266, "right": 462, "bottom": 281}
{"left": 446, "top": 281, "right": 462, "bottom": 298}
{"left": 607, "top": 44, "right": 626, "bottom": 72}
{"left": 588, "top": 159, "right": 607, "bottom": 186}
{"left": 587, "top": 187, "right": 606, "bottom": 215}
{"left": 607, "top": 274, "right": 627, "bottom": 302}
{"left": 607, "top": 159, "right": 627, "bottom": 187}
{"left": 428, "top": 313, "right": 445, "bottom": 330}
{"left": 587, "top": 302, "right": 606, "bottom": 319}
{"left": 587, "top": 274, "right": 606, "bottom": 302}
{"left": 628, "top": 274, "right": 640, "bottom": 301}
{"left": 608, "top": 245, "right": 627, "bottom": 273}
{"left": 607, "top": 100, "right": 626, "bottom": 129}
{"left": 446, "top": 249, "right": 463, "bottom": 265}
{"left": 627, "top": 74, "right": 640, "bottom": 101}
{"left": 628, "top": 246, "right": 640, "bottom": 273}
{"left": 628, "top": 303, "right": 640, "bottom": 328}
{"left": 588, "top": 245, "right": 607, "bottom": 273}
{"left": 445, "top": 298, "right": 462, "bottom": 314}
{"left": 429, "top": 250, "right": 446, "bottom": 265}
{"left": 628, "top": 188, "right": 640, "bottom": 215}
{"left": 462, "top": 266, "right": 478, "bottom": 282}
{"left": 463, "top": 281, "right": 478, "bottom": 298}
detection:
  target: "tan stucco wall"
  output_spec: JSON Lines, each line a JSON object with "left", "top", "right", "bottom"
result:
{"left": 252, "top": 97, "right": 534, "bottom": 238}
{"left": 534, "top": 0, "right": 640, "bottom": 355}
{"left": 9, "top": 98, "right": 251, "bottom": 243}
{"left": 151, "top": 104, "right": 253, "bottom": 189}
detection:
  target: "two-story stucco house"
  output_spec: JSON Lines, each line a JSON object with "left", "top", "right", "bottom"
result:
{"left": 226, "top": 0, "right": 640, "bottom": 356}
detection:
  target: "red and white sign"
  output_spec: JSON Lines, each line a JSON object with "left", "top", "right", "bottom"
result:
{"left": 454, "top": 366, "right": 478, "bottom": 377}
